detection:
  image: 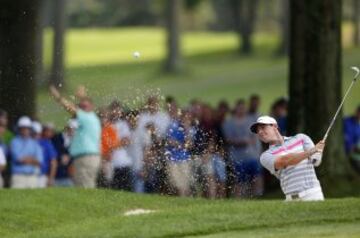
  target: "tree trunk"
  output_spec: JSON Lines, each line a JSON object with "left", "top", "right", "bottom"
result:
{"left": 288, "top": 0, "right": 306, "bottom": 135}
{"left": 35, "top": 0, "right": 46, "bottom": 87}
{"left": 353, "top": 0, "right": 360, "bottom": 46}
{"left": 0, "top": 0, "right": 41, "bottom": 126}
{"left": 231, "top": 0, "right": 259, "bottom": 55}
{"left": 276, "top": 0, "right": 289, "bottom": 56}
{"left": 164, "top": 0, "right": 183, "bottom": 73}
{"left": 50, "top": 0, "right": 66, "bottom": 88}
{"left": 289, "top": 0, "right": 355, "bottom": 195}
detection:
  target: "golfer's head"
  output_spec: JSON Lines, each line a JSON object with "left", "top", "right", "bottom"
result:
{"left": 79, "top": 97, "right": 94, "bottom": 112}
{"left": 250, "top": 116, "right": 279, "bottom": 143}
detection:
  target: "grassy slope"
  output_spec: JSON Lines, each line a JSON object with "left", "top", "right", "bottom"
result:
{"left": 39, "top": 27, "right": 360, "bottom": 126}
{"left": 0, "top": 189, "right": 359, "bottom": 238}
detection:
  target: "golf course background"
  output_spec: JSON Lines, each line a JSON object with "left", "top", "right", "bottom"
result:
{"left": 39, "top": 25, "right": 360, "bottom": 126}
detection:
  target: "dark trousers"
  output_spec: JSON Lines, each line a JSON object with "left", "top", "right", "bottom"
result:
{"left": 111, "top": 167, "right": 133, "bottom": 191}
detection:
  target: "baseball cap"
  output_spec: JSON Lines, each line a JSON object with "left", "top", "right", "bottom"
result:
{"left": 17, "top": 116, "right": 32, "bottom": 128}
{"left": 250, "top": 116, "right": 278, "bottom": 133}
{"left": 32, "top": 121, "right": 43, "bottom": 134}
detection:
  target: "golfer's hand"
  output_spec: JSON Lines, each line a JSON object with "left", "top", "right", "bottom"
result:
{"left": 315, "top": 140, "right": 325, "bottom": 153}
{"left": 49, "top": 85, "right": 61, "bottom": 100}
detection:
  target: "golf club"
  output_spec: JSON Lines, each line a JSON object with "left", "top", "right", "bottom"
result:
{"left": 322, "top": 66, "right": 360, "bottom": 142}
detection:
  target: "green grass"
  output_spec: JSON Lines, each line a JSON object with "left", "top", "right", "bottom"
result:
{"left": 39, "top": 27, "right": 360, "bottom": 126}
{"left": 0, "top": 189, "right": 359, "bottom": 237}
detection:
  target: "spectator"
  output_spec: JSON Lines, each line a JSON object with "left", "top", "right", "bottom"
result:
{"left": 0, "top": 109, "right": 13, "bottom": 188}
{"left": 52, "top": 119, "right": 77, "bottom": 187}
{"left": 138, "top": 96, "right": 170, "bottom": 138}
{"left": 98, "top": 107, "right": 119, "bottom": 187}
{"left": 344, "top": 106, "right": 360, "bottom": 172}
{"left": 0, "top": 118, "right": 6, "bottom": 188}
{"left": 137, "top": 96, "right": 170, "bottom": 192}
{"left": 165, "top": 102, "right": 192, "bottom": 197}
{"left": 213, "top": 100, "right": 229, "bottom": 149}
{"left": 32, "top": 121, "right": 58, "bottom": 188}
{"left": 248, "top": 94, "right": 261, "bottom": 122}
{"left": 206, "top": 139, "right": 227, "bottom": 198}
{"left": 10, "top": 116, "right": 43, "bottom": 189}
{"left": 270, "top": 97, "right": 288, "bottom": 135}
{"left": 344, "top": 105, "right": 360, "bottom": 155}
{"left": 0, "top": 109, "right": 14, "bottom": 145}
{"left": 108, "top": 101, "right": 134, "bottom": 191}
{"left": 49, "top": 86, "right": 101, "bottom": 188}
{"left": 126, "top": 110, "right": 151, "bottom": 193}
{"left": 222, "top": 100, "right": 263, "bottom": 198}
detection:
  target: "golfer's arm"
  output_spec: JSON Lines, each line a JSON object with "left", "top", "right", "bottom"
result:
{"left": 274, "top": 149, "right": 316, "bottom": 169}
{"left": 56, "top": 97, "right": 77, "bottom": 116}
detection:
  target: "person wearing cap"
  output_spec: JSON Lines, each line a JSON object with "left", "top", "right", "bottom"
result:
{"left": 250, "top": 115, "right": 325, "bottom": 201}
{"left": 10, "top": 116, "right": 43, "bottom": 188}
{"left": 32, "top": 121, "right": 58, "bottom": 188}
{"left": 49, "top": 86, "right": 101, "bottom": 188}
{"left": 51, "top": 119, "right": 78, "bottom": 187}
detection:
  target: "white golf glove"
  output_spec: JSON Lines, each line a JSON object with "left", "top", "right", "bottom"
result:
{"left": 311, "top": 152, "right": 322, "bottom": 167}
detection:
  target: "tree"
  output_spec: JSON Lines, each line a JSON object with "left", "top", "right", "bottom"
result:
{"left": 353, "top": 0, "right": 360, "bottom": 46}
{"left": 164, "top": 0, "right": 183, "bottom": 73}
{"left": 0, "top": 0, "right": 42, "bottom": 125}
{"left": 50, "top": 0, "right": 67, "bottom": 88}
{"left": 231, "top": 0, "right": 259, "bottom": 54}
{"left": 289, "top": 0, "right": 356, "bottom": 195}
{"left": 275, "top": 0, "right": 289, "bottom": 56}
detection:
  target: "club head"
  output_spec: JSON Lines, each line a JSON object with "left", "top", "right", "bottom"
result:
{"left": 351, "top": 66, "right": 360, "bottom": 80}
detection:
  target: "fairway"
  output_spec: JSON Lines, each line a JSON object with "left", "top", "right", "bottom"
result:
{"left": 39, "top": 27, "right": 360, "bottom": 126}
{"left": 0, "top": 189, "right": 359, "bottom": 238}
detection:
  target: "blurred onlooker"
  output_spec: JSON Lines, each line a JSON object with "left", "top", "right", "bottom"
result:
{"left": 0, "top": 109, "right": 14, "bottom": 145}
{"left": 248, "top": 94, "right": 261, "bottom": 122}
{"left": 10, "top": 116, "right": 43, "bottom": 188}
{"left": 32, "top": 121, "right": 58, "bottom": 188}
{"left": 0, "top": 110, "right": 9, "bottom": 188}
{"left": 137, "top": 96, "right": 170, "bottom": 192}
{"left": 49, "top": 86, "right": 101, "bottom": 188}
{"left": 213, "top": 100, "right": 229, "bottom": 148}
{"left": 127, "top": 110, "right": 151, "bottom": 193}
{"left": 270, "top": 97, "right": 288, "bottom": 135}
{"left": 165, "top": 102, "right": 192, "bottom": 196}
{"left": 138, "top": 96, "right": 170, "bottom": 138}
{"left": 222, "top": 100, "right": 263, "bottom": 198}
{"left": 0, "top": 145, "right": 5, "bottom": 188}
{"left": 207, "top": 139, "right": 227, "bottom": 198}
{"left": 52, "top": 119, "right": 77, "bottom": 187}
{"left": 344, "top": 106, "right": 360, "bottom": 172}
{"left": 344, "top": 105, "right": 360, "bottom": 154}
{"left": 98, "top": 107, "right": 119, "bottom": 187}
{"left": 107, "top": 101, "right": 133, "bottom": 191}
{"left": 0, "top": 109, "right": 13, "bottom": 188}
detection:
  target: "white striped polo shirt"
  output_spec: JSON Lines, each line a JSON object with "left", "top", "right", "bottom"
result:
{"left": 260, "top": 134, "right": 322, "bottom": 195}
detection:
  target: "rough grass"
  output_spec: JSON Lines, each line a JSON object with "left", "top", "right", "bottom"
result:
{"left": 0, "top": 189, "right": 359, "bottom": 238}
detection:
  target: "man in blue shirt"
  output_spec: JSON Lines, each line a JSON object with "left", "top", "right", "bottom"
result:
{"left": 49, "top": 86, "right": 101, "bottom": 188}
{"left": 32, "top": 122, "right": 58, "bottom": 188}
{"left": 165, "top": 102, "right": 192, "bottom": 196}
{"left": 10, "top": 116, "right": 43, "bottom": 189}
{"left": 343, "top": 106, "right": 360, "bottom": 155}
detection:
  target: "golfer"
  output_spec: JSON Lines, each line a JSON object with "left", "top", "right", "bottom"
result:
{"left": 250, "top": 116, "right": 325, "bottom": 201}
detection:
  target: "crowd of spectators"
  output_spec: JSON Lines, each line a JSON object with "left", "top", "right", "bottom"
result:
{"left": 0, "top": 86, "right": 359, "bottom": 199}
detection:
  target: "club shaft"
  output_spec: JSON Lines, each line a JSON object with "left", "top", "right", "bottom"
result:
{"left": 323, "top": 79, "right": 356, "bottom": 141}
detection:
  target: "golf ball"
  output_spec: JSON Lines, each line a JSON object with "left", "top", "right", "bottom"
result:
{"left": 133, "top": 51, "right": 140, "bottom": 58}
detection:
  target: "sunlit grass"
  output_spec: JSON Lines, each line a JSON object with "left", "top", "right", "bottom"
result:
{"left": 39, "top": 27, "right": 360, "bottom": 127}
